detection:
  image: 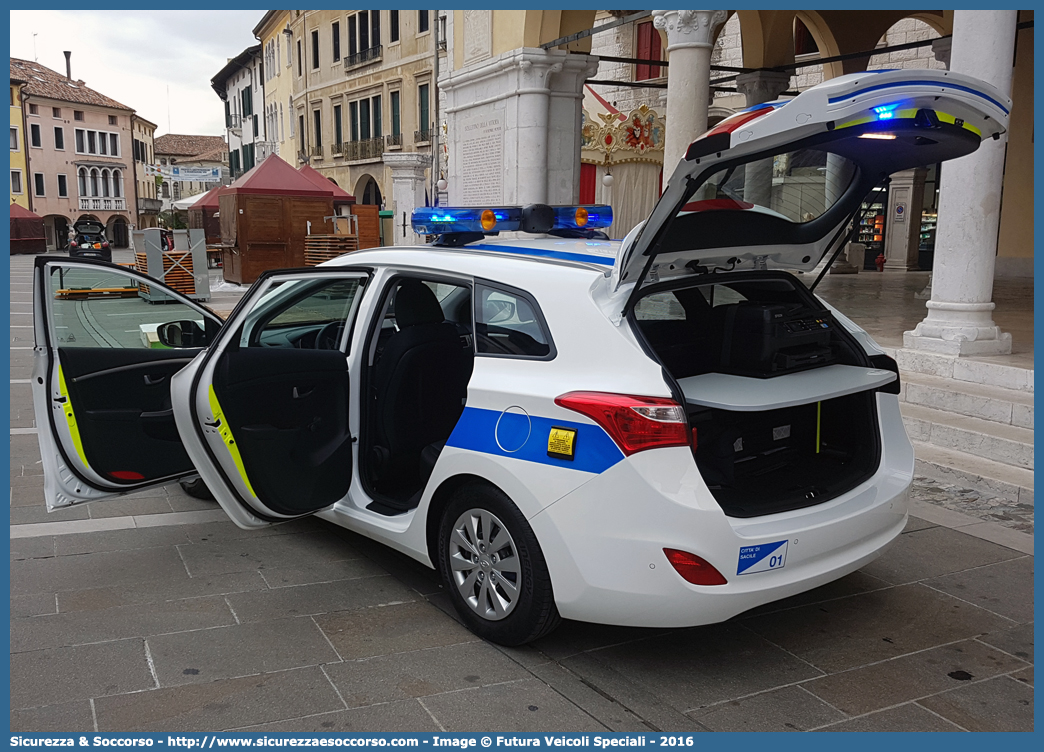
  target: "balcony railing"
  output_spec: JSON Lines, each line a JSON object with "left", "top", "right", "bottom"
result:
{"left": 415, "top": 129, "right": 432, "bottom": 144}
{"left": 309, "top": 144, "right": 324, "bottom": 158}
{"left": 137, "top": 197, "right": 163, "bottom": 215}
{"left": 79, "top": 197, "right": 126, "bottom": 211}
{"left": 385, "top": 133, "right": 403, "bottom": 148}
{"left": 343, "top": 137, "right": 384, "bottom": 162}
{"left": 344, "top": 45, "right": 382, "bottom": 70}
{"left": 256, "top": 141, "right": 279, "bottom": 161}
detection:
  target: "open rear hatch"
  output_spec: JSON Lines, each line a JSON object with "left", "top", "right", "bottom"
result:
{"left": 616, "top": 69, "right": 1009, "bottom": 517}
{"left": 611, "top": 68, "right": 1010, "bottom": 304}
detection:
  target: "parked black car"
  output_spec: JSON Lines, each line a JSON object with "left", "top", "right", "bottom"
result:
{"left": 68, "top": 219, "right": 112, "bottom": 262}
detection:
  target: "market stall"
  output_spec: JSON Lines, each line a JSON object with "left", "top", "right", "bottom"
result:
{"left": 10, "top": 203, "right": 46, "bottom": 255}
{"left": 218, "top": 156, "right": 335, "bottom": 284}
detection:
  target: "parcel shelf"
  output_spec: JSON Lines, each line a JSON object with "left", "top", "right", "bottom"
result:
{"left": 677, "top": 364, "right": 896, "bottom": 412}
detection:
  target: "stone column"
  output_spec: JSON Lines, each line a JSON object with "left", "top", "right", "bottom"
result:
{"left": 931, "top": 37, "right": 952, "bottom": 68}
{"left": 735, "top": 71, "right": 791, "bottom": 207}
{"left": 383, "top": 152, "right": 430, "bottom": 246}
{"left": 904, "top": 10, "right": 1017, "bottom": 356}
{"left": 653, "top": 9, "right": 728, "bottom": 182}
{"left": 735, "top": 70, "right": 791, "bottom": 108}
{"left": 884, "top": 168, "right": 927, "bottom": 271}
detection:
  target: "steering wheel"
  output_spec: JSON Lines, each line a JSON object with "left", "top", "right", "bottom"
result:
{"left": 315, "top": 321, "right": 345, "bottom": 350}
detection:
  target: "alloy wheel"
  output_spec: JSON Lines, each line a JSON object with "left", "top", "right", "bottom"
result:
{"left": 448, "top": 507, "right": 522, "bottom": 621}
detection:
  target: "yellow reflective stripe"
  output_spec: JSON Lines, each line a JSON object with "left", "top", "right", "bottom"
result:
{"left": 838, "top": 109, "right": 982, "bottom": 137}
{"left": 57, "top": 365, "right": 89, "bottom": 468}
{"left": 936, "top": 111, "right": 982, "bottom": 137}
{"left": 207, "top": 384, "right": 257, "bottom": 499}
{"left": 835, "top": 115, "right": 875, "bottom": 130}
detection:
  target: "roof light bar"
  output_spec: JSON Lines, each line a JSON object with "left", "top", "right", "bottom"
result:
{"left": 412, "top": 204, "right": 613, "bottom": 237}
{"left": 552, "top": 205, "right": 613, "bottom": 230}
{"left": 411, "top": 207, "right": 521, "bottom": 235}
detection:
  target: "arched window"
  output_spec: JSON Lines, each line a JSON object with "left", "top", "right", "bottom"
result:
{"left": 101, "top": 169, "right": 111, "bottom": 197}
{"left": 89, "top": 168, "right": 100, "bottom": 197}
{"left": 78, "top": 168, "right": 87, "bottom": 197}
{"left": 113, "top": 169, "right": 122, "bottom": 198}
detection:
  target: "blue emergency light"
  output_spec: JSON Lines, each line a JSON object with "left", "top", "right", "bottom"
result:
{"left": 412, "top": 204, "right": 613, "bottom": 237}
{"left": 873, "top": 103, "right": 899, "bottom": 120}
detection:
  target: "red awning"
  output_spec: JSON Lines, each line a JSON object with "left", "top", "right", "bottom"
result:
{"left": 226, "top": 155, "right": 333, "bottom": 196}
{"left": 193, "top": 184, "right": 232, "bottom": 211}
{"left": 298, "top": 164, "right": 356, "bottom": 203}
{"left": 10, "top": 202, "right": 42, "bottom": 220}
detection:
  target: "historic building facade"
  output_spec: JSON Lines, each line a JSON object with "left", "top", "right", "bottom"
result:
{"left": 130, "top": 115, "right": 160, "bottom": 229}
{"left": 11, "top": 57, "right": 137, "bottom": 249}
{"left": 211, "top": 45, "right": 267, "bottom": 178}
{"left": 10, "top": 74, "right": 29, "bottom": 209}
{"left": 255, "top": 9, "right": 442, "bottom": 210}
{"left": 153, "top": 133, "right": 228, "bottom": 214}
{"left": 255, "top": 10, "right": 296, "bottom": 163}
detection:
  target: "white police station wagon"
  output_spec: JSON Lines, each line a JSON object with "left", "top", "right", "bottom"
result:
{"left": 31, "top": 70, "right": 1009, "bottom": 644}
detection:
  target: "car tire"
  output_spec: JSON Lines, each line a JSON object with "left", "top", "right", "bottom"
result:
{"left": 179, "top": 476, "right": 215, "bottom": 501}
{"left": 437, "top": 482, "right": 561, "bottom": 645}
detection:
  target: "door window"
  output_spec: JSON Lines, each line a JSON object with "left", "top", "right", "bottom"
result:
{"left": 46, "top": 264, "right": 213, "bottom": 349}
{"left": 475, "top": 283, "right": 554, "bottom": 359}
{"left": 239, "top": 276, "right": 363, "bottom": 350}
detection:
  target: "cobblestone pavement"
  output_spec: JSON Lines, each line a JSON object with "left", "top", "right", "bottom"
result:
{"left": 9, "top": 253, "right": 1033, "bottom": 732}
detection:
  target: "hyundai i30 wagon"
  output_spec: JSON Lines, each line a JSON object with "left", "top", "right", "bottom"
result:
{"left": 31, "top": 70, "right": 1009, "bottom": 644}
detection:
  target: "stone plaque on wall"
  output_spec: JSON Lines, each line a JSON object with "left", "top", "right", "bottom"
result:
{"left": 463, "top": 10, "right": 492, "bottom": 64}
{"left": 460, "top": 114, "right": 503, "bottom": 205}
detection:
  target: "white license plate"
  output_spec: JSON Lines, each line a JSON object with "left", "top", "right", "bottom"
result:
{"left": 737, "top": 539, "right": 788, "bottom": 575}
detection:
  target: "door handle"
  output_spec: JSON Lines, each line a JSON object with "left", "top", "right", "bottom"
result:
{"left": 144, "top": 374, "right": 167, "bottom": 386}
{"left": 293, "top": 386, "right": 315, "bottom": 399}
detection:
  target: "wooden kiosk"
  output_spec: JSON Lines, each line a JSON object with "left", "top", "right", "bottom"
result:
{"left": 218, "top": 156, "right": 336, "bottom": 284}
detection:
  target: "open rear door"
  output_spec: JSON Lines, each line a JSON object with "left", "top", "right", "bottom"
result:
{"left": 32, "top": 257, "right": 223, "bottom": 510}
{"left": 170, "top": 268, "right": 370, "bottom": 529}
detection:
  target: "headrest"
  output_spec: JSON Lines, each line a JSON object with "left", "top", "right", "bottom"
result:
{"left": 395, "top": 279, "right": 445, "bottom": 329}
{"left": 674, "top": 286, "right": 713, "bottom": 319}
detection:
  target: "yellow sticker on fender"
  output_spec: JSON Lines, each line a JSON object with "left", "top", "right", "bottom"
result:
{"left": 547, "top": 427, "right": 577, "bottom": 460}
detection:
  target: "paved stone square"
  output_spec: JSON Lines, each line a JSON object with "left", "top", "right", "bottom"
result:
{"left": 8, "top": 253, "right": 1033, "bottom": 732}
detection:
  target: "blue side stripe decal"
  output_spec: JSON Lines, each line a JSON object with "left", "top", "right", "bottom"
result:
{"left": 466, "top": 243, "right": 616, "bottom": 267}
{"left": 446, "top": 407, "right": 624, "bottom": 474}
{"left": 827, "top": 80, "right": 1009, "bottom": 115}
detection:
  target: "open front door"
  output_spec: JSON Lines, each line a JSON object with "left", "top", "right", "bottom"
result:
{"left": 171, "top": 268, "right": 370, "bottom": 529}
{"left": 32, "top": 257, "right": 224, "bottom": 510}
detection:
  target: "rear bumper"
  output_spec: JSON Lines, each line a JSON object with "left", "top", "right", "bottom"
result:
{"left": 530, "top": 395, "right": 912, "bottom": 628}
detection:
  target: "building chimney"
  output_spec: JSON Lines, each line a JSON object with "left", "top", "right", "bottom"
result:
{"left": 63, "top": 51, "right": 71, "bottom": 80}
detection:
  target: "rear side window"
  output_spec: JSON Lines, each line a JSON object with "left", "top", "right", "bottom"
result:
{"left": 634, "top": 291, "right": 685, "bottom": 321}
{"left": 475, "top": 282, "right": 554, "bottom": 360}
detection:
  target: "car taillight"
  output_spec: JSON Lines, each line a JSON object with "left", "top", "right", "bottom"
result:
{"left": 663, "top": 548, "right": 728, "bottom": 586}
{"left": 101, "top": 241, "right": 109, "bottom": 248}
{"left": 554, "top": 391, "right": 689, "bottom": 455}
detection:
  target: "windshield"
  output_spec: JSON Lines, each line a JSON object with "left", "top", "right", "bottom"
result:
{"left": 680, "top": 147, "right": 857, "bottom": 224}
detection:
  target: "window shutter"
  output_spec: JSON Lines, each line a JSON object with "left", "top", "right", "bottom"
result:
{"left": 636, "top": 23, "right": 651, "bottom": 81}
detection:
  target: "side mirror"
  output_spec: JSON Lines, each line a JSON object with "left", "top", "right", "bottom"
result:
{"left": 157, "top": 320, "right": 207, "bottom": 348}
{"left": 485, "top": 299, "right": 516, "bottom": 325}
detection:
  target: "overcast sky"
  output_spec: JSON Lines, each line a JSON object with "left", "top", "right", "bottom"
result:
{"left": 10, "top": 9, "right": 265, "bottom": 137}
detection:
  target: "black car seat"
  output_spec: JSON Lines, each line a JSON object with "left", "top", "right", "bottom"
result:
{"left": 372, "top": 280, "right": 473, "bottom": 499}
